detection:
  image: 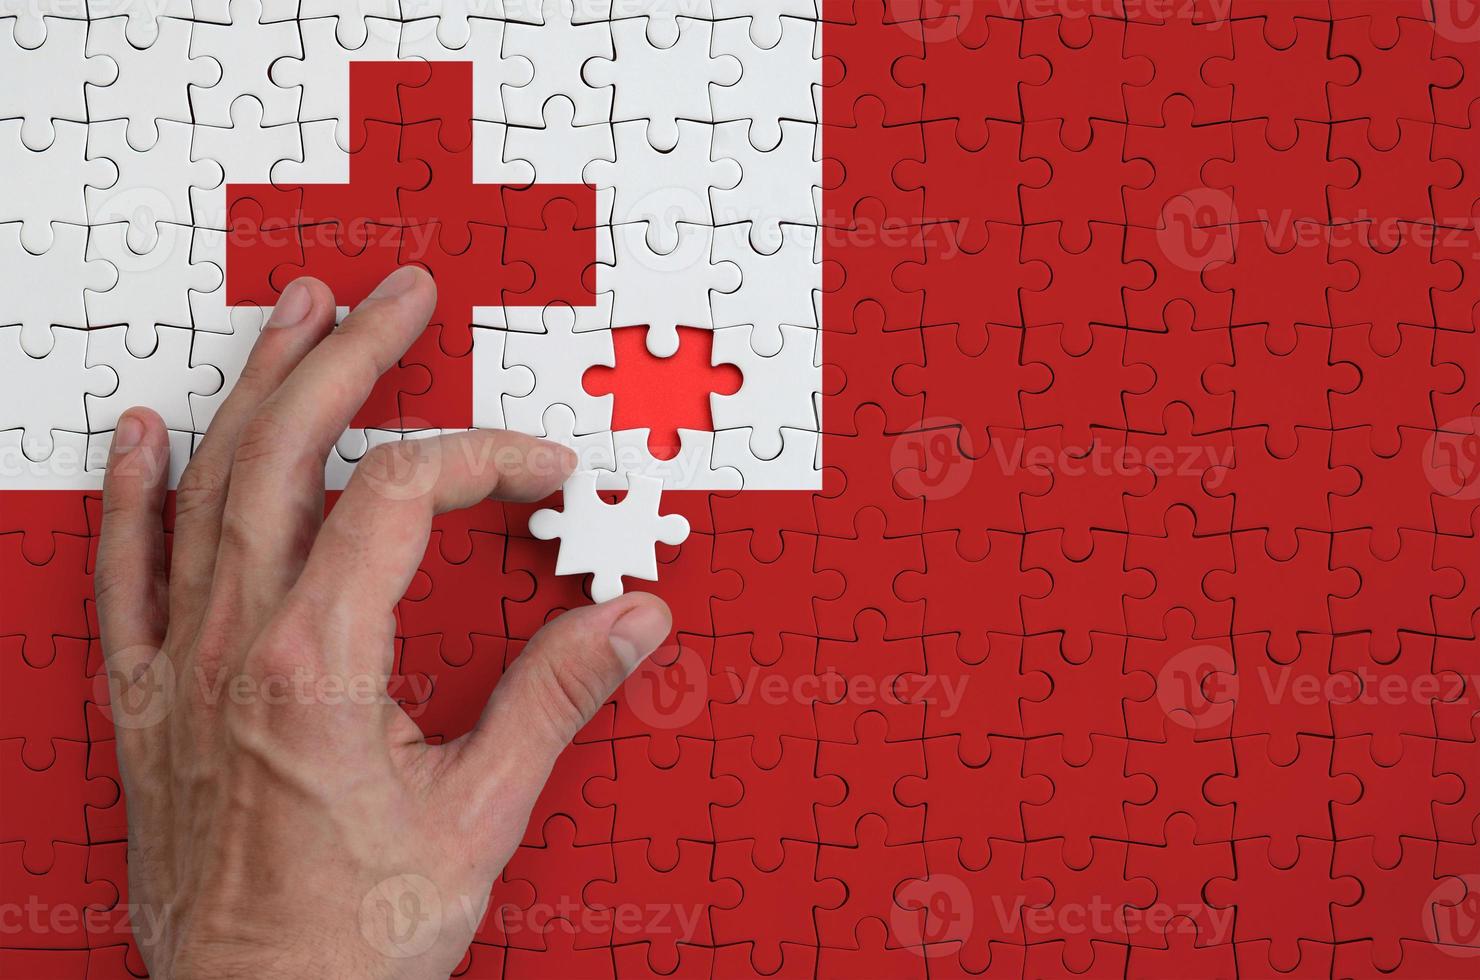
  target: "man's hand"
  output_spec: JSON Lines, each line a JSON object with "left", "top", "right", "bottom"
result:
{"left": 95, "top": 266, "right": 672, "bottom": 980}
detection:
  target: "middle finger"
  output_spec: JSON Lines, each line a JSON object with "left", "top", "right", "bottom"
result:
{"left": 207, "top": 266, "right": 436, "bottom": 627}
{"left": 166, "top": 276, "right": 336, "bottom": 638}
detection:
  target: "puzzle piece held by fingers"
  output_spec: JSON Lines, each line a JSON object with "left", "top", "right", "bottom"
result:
{"left": 529, "top": 471, "right": 690, "bottom": 603}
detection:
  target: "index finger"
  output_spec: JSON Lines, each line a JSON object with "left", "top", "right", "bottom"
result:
{"left": 209, "top": 267, "right": 436, "bottom": 616}
{"left": 292, "top": 429, "right": 576, "bottom": 623}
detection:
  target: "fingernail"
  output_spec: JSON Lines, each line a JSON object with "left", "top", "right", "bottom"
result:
{"left": 267, "top": 280, "right": 312, "bottom": 327}
{"left": 368, "top": 266, "right": 421, "bottom": 300}
{"left": 608, "top": 602, "right": 671, "bottom": 673}
{"left": 112, "top": 414, "right": 142, "bottom": 455}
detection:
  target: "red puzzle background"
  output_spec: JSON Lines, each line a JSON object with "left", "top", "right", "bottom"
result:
{"left": 5, "top": 2, "right": 1480, "bottom": 977}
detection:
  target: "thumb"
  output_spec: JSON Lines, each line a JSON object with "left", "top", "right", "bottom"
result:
{"left": 463, "top": 593, "right": 671, "bottom": 776}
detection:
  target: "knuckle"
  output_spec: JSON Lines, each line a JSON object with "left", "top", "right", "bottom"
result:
{"left": 259, "top": 604, "right": 320, "bottom": 660}
{"left": 531, "top": 655, "right": 614, "bottom": 741}
{"left": 232, "top": 411, "right": 291, "bottom": 467}
{"left": 236, "top": 621, "right": 336, "bottom": 712}
{"left": 215, "top": 505, "right": 259, "bottom": 557}
{"left": 361, "top": 439, "right": 418, "bottom": 472}
{"left": 356, "top": 438, "right": 425, "bottom": 481}
{"left": 187, "top": 623, "right": 234, "bottom": 679}
{"left": 93, "top": 564, "right": 132, "bottom": 611}
{"left": 249, "top": 636, "right": 304, "bottom": 680}
{"left": 173, "top": 460, "right": 227, "bottom": 521}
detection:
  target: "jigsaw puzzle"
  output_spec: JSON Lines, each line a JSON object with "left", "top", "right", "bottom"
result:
{"left": 3, "top": 0, "right": 1480, "bottom": 976}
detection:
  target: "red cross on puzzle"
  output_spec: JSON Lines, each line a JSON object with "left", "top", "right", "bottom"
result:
{"left": 226, "top": 61, "right": 595, "bottom": 430}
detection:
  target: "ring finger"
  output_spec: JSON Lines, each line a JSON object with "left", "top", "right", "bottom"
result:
{"left": 165, "top": 277, "right": 336, "bottom": 641}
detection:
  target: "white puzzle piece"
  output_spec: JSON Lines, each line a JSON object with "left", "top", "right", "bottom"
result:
{"left": 710, "top": 221, "right": 820, "bottom": 354}
{"left": 295, "top": 0, "right": 402, "bottom": 49}
{"left": 191, "top": 96, "right": 306, "bottom": 210}
{"left": 86, "top": 16, "right": 218, "bottom": 152}
{"left": 599, "top": 222, "right": 741, "bottom": 358}
{"left": 501, "top": 94, "right": 615, "bottom": 183}
{"left": 711, "top": 118, "right": 820, "bottom": 251}
{"left": 501, "top": 0, "right": 612, "bottom": 127}
{"left": 87, "top": 0, "right": 196, "bottom": 47}
{"left": 2, "top": 222, "right": 116, "bottom": 358}
{"left": 712, "top": 424, "right": 821, "bottom": 489}
{"left": 710, "top": 15, "right": 818, "bottom": 152}
{"left": 710, "top": 322, "right": 820, "bottom": 460}
{"left": 188, "top": 0, "right": 303, "bottom": 128}
{"left": 0, "top": 325, "right": 117, "bottom": 462}
{"left": 610, "top": 0, "right": 714, "bottom": 48}
{"left": 584, "top": 119, "right": 739, "bottom": 253}
{"left": 502, "top": 303, "right": 615, "bottom": 435}
{"left": 583, "top": 15, "right": 739, "bottom": 152}
{"left": 0, "top": 120, "right": 114, "bottom": 254}
{"left": 712, "top": 2, "right": 820, "bottom": 47}
{"left": 0, "top": 16, "right": 116, "bottom": 152}
{"left": 529, "top": 470, "right": 690, "bottom": 602}
{"left": 470, "top": 327, "right": 536, "bottom": 430}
